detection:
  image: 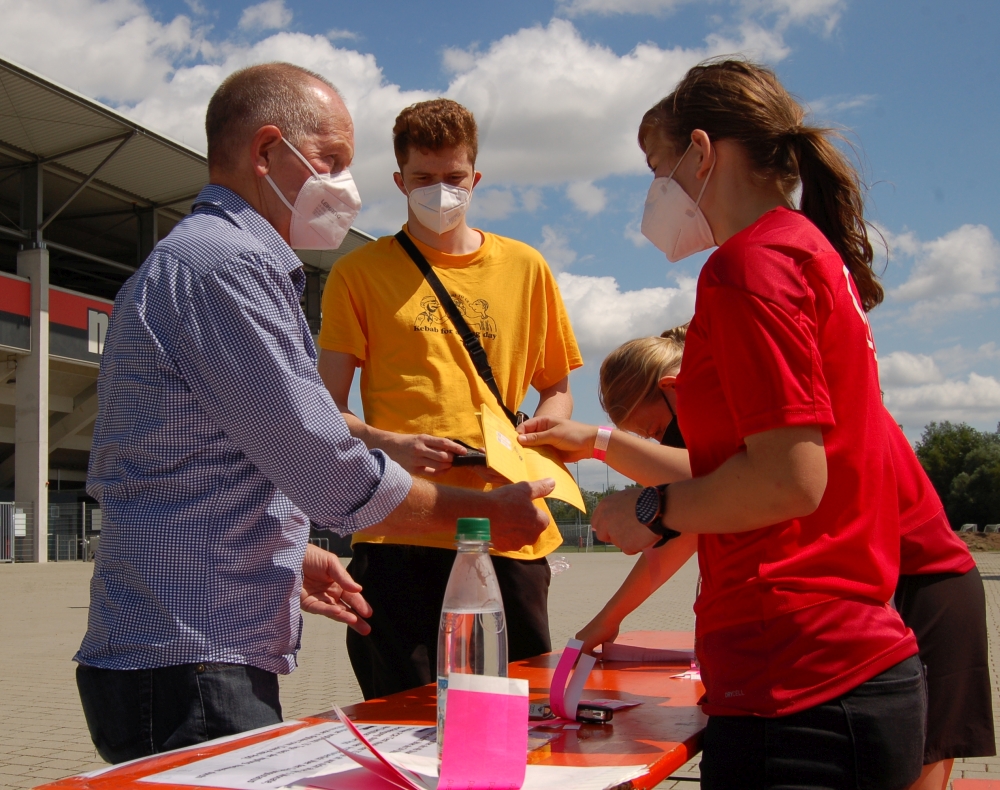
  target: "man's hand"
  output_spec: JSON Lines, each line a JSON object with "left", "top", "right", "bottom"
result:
{"left": 591, "top": 489, "right": 657, "bottom": 555}
{"left": 300, "top": 543, "right": 373, "bottom": 634}
{"left": 517, "top": 416, "right": 597, "bottom": 463}
{"left": 484, "top": 478, "right": 556, "bottom": 552}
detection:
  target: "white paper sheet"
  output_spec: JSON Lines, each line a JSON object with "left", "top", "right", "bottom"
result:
{"left": 140, "top": 720, "right": 650, "bottom": 790}
{"left": 140, "top": 722, "right": 438, "bottom": 790}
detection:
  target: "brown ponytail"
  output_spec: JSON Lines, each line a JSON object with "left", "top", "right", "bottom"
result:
{"left": 639, "top": 59, "right": 884, "bottom": 311}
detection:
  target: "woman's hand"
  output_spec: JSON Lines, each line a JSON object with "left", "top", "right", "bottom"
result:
{"left": 517, "top": 416, "right": 598, "bottom": 462}
{"left": 592, "top": 489, "right": 658, "bottom": 555}
{"left": 576, "top": 612, "right": 622, "bottom": 656}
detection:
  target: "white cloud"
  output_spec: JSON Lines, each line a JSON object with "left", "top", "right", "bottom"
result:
{"left": 238, "top": 0, "right": 292, "bottom": 32}
{"left": 557, "top": 0, "right": 694, "bottom": 17}
{"left": 878, "top": 351, "right": 942, "bottom": 388}
{"left": 558, "top": 0, "right": 843, "bottom": 33}
{"left": 883, "top": 224, "right": 1000, "bottom": 324}
{"left": 624, "top": 218, "right": 649, "bottom": 247}
{"left": 326, "top": 28, "right": 359, "bottom": 41}
{"left": 806, "top": 93, "right": 876, "bottom": 118}
{"left": 884, "top": 373, "right": 1000, "bottom": 434}
{"left": 557, "top": 272, "right": 697, "bottom": 363}
{"left": 539, "top": 226, "right": 578, "bottom": 273}
{"left": 566, "top": 181, "right": 607, "bottom": 215}
{"left": 520, "top": 189, "right": 543, "bottom": 213}
{"left": 932, "top": 342, "right": 1000, "bottom": 378}
{"left": 468, "top": 189, "right": 517, "bottom": 221}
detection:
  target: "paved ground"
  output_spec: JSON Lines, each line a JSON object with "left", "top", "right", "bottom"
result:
{"left": 1, "top": 551, "right": 998, "bottom": 789}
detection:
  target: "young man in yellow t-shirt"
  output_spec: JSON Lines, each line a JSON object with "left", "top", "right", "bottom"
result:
{"left": 317, "top": 98, "right": 583, "bottom": 699}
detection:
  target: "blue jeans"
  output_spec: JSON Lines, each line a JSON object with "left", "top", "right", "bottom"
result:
{"left": 76, "top": 662, "right": 282, "bottom": 764}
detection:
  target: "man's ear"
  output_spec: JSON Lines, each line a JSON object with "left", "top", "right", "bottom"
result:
{"left": 393, "top": 171, "right": 407, "bottom": 196}
{"left": 471, "top": 171, "right": 483, "bottom": 190}
{"left": 251, "top": 125, "right": 284, "bottom": 178}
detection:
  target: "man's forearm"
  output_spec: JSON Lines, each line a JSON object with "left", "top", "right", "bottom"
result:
{"left": 534, "top": 380, "right": 573, "bottom": 420}
{"left": 341, "top": 411, "right": 397, "bottom": 453}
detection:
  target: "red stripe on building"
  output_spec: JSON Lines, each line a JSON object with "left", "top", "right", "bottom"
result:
{"left": 0, "top": 272, "right": 30, "bottom": 318}
{"left": 50, "top": 286, "right": 113, "bottom": 330}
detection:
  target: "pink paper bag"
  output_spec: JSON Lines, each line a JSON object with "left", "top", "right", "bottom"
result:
{"left": 440, "top": 674, "right": 529, "bottom": 790}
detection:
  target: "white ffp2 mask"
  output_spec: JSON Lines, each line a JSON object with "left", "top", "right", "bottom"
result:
{"left": 407, "top": 182, "right": 472, "bottom": 234}
{"left": 640, "top": 142, "right": 716, "bottom": 262}
{"left": 266, "top": 137, "right": 361, "bottom": 250}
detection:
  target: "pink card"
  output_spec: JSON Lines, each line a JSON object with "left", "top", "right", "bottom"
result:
{"left": 439, "top": 674, "right": 529, "bottom": 790}
{"left": 549, "top": 639, "right": 596, "bottom": 721}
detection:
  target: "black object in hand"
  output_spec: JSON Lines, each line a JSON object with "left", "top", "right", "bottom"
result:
{"left": 450, "top": 439, "right": 487, "bottom": 467}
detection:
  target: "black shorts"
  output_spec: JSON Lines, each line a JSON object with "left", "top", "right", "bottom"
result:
{"left": 700, "top": 655, "right": 927, "bottom": 790}
{"left": 345, "top": 543, "right": 551, "bottom": 701}
{"left": 895, "top": 565, "right": 996, "bottom": 763}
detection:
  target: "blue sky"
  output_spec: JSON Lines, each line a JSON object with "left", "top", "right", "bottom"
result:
{"left": 2, "top": 0, "right": 997, "bottom": 489}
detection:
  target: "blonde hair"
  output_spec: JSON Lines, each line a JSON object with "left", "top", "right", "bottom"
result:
{"left": 599, "top": 323, "right": 689, "bottom": 426}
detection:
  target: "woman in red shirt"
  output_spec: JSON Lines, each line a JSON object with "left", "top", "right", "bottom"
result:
{"left": 521, "top": 59, "right": 927, "bottom": 789}
{"left": 529, "top": 327, "right": 992, "bottom": 790}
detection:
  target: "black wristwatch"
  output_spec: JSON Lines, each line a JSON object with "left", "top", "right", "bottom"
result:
{"left": 635, "top": 483, "right": 682, "bottom": 548}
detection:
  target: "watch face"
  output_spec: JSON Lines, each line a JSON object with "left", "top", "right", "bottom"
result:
{"left": 635, "top": 487, "right": 660, "bottom": 525}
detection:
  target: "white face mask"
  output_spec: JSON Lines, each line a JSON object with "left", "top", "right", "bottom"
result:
{"left": 640, "top": 142, "right": 716, "bottom": 262}
{"left": 265, "top": 137, "right": 361, "bottom": 250}
{"left": 407, "top": 182, "right": 472, "bottom": 234}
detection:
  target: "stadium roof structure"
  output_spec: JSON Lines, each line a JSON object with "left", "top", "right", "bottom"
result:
{"left": 0, "top": 56, "right": 373, "bottom": 300}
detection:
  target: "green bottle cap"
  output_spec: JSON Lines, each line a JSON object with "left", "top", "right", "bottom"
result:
{"left": 456, "top": 517, "right": 491, "bottom": 541}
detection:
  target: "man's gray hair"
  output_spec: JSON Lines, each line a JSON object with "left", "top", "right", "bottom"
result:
{"left": 206, "top": 62, "right": 341, "bottom": 171}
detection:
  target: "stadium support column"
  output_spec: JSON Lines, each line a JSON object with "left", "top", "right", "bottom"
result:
{"left": 16, "top": 163, "right": 49, "bottom": 562}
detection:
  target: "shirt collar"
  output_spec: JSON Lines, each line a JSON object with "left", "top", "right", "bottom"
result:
{"left": 192, "top": 184, "right": 304, "bottom": 275}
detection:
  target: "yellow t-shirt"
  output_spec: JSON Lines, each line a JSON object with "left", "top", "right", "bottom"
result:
{"left": 318, "top": 226, "right": 583, "bottom": 559}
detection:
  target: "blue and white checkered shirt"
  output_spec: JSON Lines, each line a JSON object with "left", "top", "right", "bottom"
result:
{"left": 76, "top": 185, "right": 411, "bottom": 674}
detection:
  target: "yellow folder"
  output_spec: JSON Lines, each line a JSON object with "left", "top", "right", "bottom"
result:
{"left": 478, "top": 403, "right": 586, "bottom": 513}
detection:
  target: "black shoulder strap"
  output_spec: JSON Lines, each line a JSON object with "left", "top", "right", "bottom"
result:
{"left": 395, "top": 230, "right": 522, "bottom": 427}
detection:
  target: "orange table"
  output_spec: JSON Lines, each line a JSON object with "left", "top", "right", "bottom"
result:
{"left": 37, "top": 633, "right": 706, "bottom": 790}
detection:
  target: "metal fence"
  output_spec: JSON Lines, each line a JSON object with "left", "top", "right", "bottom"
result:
{"left": 45, "top": 501, "right": 102, "bottom": 562}
{"left": 553, "top": 521, "right": 619, "bottom": 552}
{"left": 0, "top": 502, "right": 35, "bottom": 562}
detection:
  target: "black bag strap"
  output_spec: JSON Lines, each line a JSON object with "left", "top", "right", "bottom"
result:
{"left": 395, "top": 230, "right": 524, "bottom": 427}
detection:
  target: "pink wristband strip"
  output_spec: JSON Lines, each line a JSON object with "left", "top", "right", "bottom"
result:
{"left": 592, "top": 426, "right": 613, "bottom": 462}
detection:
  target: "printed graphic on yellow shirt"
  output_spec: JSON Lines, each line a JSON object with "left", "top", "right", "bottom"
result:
{"left": 414, "top": 292, "right": 498, "bottom": 340}
{"left": 479, "top": 402, "right": 586, "bottom": 512}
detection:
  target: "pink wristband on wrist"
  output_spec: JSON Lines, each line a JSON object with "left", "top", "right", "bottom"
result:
{"left": 592, "top": 426, "right": 614, "bottom": 461}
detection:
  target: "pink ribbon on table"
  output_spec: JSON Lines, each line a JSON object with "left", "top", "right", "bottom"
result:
{"left": 549, "top": 638, "right": 597, "bottom": 721}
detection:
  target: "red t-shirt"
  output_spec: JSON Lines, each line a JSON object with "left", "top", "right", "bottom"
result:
{"left": 676, "top": 208, "right": 918, "bottom": 717}
{"left": 886, "top": 414, "right": 974, "bottom": 577}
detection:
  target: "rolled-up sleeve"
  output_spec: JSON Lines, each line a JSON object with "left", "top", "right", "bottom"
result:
{"left": 174, "top": 253, "right": 411, "bottom": 534}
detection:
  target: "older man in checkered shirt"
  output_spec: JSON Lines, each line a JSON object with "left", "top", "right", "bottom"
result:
{"left": 74, "top": 62, "right": 554, "bottom": 765}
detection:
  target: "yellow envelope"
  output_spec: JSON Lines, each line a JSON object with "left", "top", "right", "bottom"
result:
{"left": 479, "top": 403, "right": 586, "bottom": 512}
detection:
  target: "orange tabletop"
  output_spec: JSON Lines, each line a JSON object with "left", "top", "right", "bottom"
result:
{"left": 36, "top": 632, "right": 706, "bottom": 790}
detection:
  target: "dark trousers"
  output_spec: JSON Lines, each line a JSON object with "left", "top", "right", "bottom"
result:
{"left": 346, "top": 543, "right": 551, "bottom": 700}
{"left": 700, "top": 655, "right": 926, "bottom": 790}
{"left": 76, "top": 662, "right": 282, "bottom": 764}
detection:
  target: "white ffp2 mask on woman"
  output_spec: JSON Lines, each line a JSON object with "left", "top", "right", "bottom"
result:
{"left": 407, "top": 182, "right": 472, "bottom": 234}
{"left": 640, "top": 142, "right": 716, "bottom": 262}
{"left": 265, "top": 137, "right": 362, "bottom": 250}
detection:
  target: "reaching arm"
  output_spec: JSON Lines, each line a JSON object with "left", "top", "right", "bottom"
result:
{"left": 592, "top": 425, "right": 827, "bottom": 553}
{"left": 576, "top": 533, "right": 698, "bottom": 654}
{"left": 518, "top": 416, "right": 691, "bottom": 486}
{"left": 317, "top": 348, "right": 468, "bottom": 475}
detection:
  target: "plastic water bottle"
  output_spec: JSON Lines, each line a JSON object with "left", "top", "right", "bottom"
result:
{"left": 436, "top": 517, "right": 508, "bottom": 754}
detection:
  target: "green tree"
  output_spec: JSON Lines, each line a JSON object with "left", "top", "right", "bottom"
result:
{"left": 916, "top": 422, "right": 1000, "bottom": 528}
